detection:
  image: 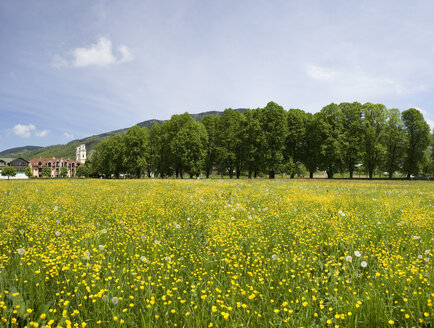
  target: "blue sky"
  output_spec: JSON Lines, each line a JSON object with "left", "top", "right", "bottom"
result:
{"left": 1, "top": 0, "right": 433, "bottom": 151}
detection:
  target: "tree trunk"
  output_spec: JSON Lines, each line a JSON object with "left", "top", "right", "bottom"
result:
{"left": 407, "top": 172, "right": 411, "bottom": 179}
{"left": 349, "top": 170, "right": 353, "bottom": 179}
{"left": 290, "top": 173, "right": 295, "bottom": 179}
{"left": 326, "top": 171, "right": 333, "bottom": 179}
{"left": 388, "top": 172, "right": 393, "bottom": 179}
{"left": 269, "top": 170, "right": 275, "bottom": 179}
{"left": 248, "top": 171, "right": 252, "bottom": 179}
{"left": 254, "top": 171, "right": 258, "bottom": 178}
{"left": 309, "top": 171, "right": 313, "bottom": 179}
{"left": 180, "top": 168, "right": 183, "bottom": 179}
{"left": 229, "top": 169, "right": 233, "bottom": 179}
{"left": 369, "top": 170, "right": 373, "bottom": 180}
{"left": 236, "top": 169, "right": 240, "bottom": 179}
{"left": 175, "top": 168, "right": 179, "bottom": 178}
{"left": 189, "top": 173, "right": 193, "bottom": 179}
{"left": 206, "top": 171, "right": 210, "bottom": 179}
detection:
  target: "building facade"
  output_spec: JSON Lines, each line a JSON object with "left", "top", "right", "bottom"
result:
{"left": 76, "top": 144, "right": 86, "bottom": 164}
{"left": 29, "top": 158, "right": 82, "bottom": 177}
{"left": 0, "top": 157, "right": 29, "bottom": 173}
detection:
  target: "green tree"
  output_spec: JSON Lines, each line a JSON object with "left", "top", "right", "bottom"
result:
{"left": 316, "top": 104, "right": 344, "bottom": 179}
{"left": 60, "top": 167, "right": 68, "bottom": 178}
{"left": 285, "top": 109, "right": 308, "bottom": 178}
{"left": 402, "top": 108, "right": 431, "bottom": 178}
{"left": 340, "top": 102, "right": 363, "bottom": 179}
{"left": 25, "top": 166, "right": 32, "bottom": 178}
{"left": 215, "top": 109, "right": 247, "bottom": 178}
{"left": 382, "top": 108, "right": 406, "bottom": 179}
{"left": 244, "top": 108, "right": 264, "bottom": 178}
{"left": 170, "top": 120, "right": 208, "bottom": 178}
{"left": 124, "top": 125, "right": 150, "bottom": 178}
{"left": 76, "top": 166, "right": 89, "bottom": 178}
{"left": 258, "top": 102, "right": 288, "bottom": 179}
{"left": 1, "top": 166, "right": 16, "bottom": 179}
{"left": 201, "top": 115, "right": 218, "bottom": 178}
{"left": 362, "top": 103, "right": 386, "bottom": 179}
{"left": 303, "top": 113, "right": 321, "bottom": 178}
{"left": 42, "top": 166, "right": 51, "bottom": 178}
{"left": 149, "top": 123, "right": 167, "bottom": 178}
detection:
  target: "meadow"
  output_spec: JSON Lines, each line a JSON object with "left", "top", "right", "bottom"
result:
{"left": 0, "top": 179, "right": 432, "bottom": 328}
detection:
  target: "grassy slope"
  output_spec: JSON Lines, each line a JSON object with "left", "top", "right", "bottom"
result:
{"left": 3, "top": 109, "right": 246, "bottom": 161}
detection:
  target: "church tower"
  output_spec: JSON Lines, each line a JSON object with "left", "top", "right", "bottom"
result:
{"left": 76, "top": 144, "right": 86, "bottom": 164}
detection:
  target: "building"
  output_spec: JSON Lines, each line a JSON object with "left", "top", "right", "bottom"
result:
{"left": 76, "top": 144, "right": 86, "bottom": 164}
{"left": 0, "top": 157, "right": 29, "bottom": 179}
{"left": 29, "top": 158, "right": 82, "bottom": 177}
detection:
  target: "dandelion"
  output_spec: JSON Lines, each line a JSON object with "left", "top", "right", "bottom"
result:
{"left": 83, "top": 251, "right": 91, "bottom": 260}
{"left": 17, "top": 248, "right": 25, "bottom": 255}
{"left": 140, "top": 256, "right": 150, "bottom": 263}
{"left": 361, "top": 261, "right": 367, "bottom": 268}
{"left": 354, "top": 251, "right": 361, "bottom": 257}
{"left": 345, "top": 255, "right": 352, "bottom": 262}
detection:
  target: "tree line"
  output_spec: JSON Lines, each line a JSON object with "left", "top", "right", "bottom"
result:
{"left": 87, "top": 101, "right": 434, "bottom": 179}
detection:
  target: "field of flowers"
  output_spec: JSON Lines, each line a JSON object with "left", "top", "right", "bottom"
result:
{"left": 0, "top": 179, "right": 432, "bottom": 327}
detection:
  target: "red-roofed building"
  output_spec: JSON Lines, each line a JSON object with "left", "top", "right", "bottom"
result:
{"left": 29, "top": 158, "right": 82, "bottom": 177}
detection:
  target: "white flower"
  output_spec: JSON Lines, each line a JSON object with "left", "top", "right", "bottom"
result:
{"left": 83, "top": 250, "right": 91, "bottom": 260}
{"left": 164, "top": 256, "right": 171, "bottom": 262}
{"left": 338, "top": 210, "right": 345, "bottom": 217}
{"left": 425, "top": 258, "right": 430, "bottom": 262}
{"left": 412, "top": 235, "right": 421, "bottom": 240}
{"left": 271, "top": 254, "right": 278, "bottom": 260}
{"left": 354, "top": 251, "right": 361, "bottom": 257}
{"left": 111, "top": 297, "right": 119, "bottom": 305}
{"left": 377, "top": 221, "right": 381, "bottom": 225}
{"left": 140, "top": 256, "right": 150, "bottom": 263}
{"left": 17, "top": 248, "right": 25, "bottom": 255}
{"left": 174, "top": 223, "right": 181, "bottom": 229}
{"left": 98, "top": 245, "right": 105, "bottom": 251}
{"left": 101, "top": 229, "right": 107, "bottom": 234}
{"left": 19, "top": 229, "right": 24, "bottom": 234}
{"left": 154, "top": 240, "right": 161, "bottom": 245}
{"left": 56, "top": 220, "right": 60, "bottom": 224}
{"left": 186, "top": 217, "right": 191, "bottom": 222}
{"left": 424, "top": 250, "right": 430, "bottom": 254}
{"left": 54, "top": 205, "right": 58, "bottom": 211}
{"left": 417, "top": 255, "right": 423, "bottom": 259}
{"left": 55, "top": 231, "right": 61, "bottom": 236}
{"left": 361, "top": 261, "right": 367, "bottom": 268}
{"left": 345, "top": 256, "right": 353, "bottom": 262}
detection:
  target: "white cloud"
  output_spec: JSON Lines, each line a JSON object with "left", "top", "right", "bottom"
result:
{"left": 306, "top": 64, "right": 337, "bottom": 80}
{"left": 13, "top": 124, "right": 35, "bottom": 138}
{"left": 35, "top": 129, "right": 49, "bottom": 137}
{"left": 52, "top": 54, "right": 69, "bottom": 68}
{"left": 52, "top": 37, "right": 134, "bottom": 68}
{"left": 64, "top": 132, "right": 74, "bottom": 139}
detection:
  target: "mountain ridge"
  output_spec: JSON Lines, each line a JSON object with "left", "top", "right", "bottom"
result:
{"left": 1, "top": 109, "right": 246, "bottom": 160}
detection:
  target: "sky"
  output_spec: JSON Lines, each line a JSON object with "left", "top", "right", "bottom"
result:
{"left": 1, "top": 0, "right": 434, "bottom": 151}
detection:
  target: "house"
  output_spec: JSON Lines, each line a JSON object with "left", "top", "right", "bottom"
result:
{"left": 0, "top": 157, "right": 29, "bottom": 172}
{"left": 0, "top": 157, "right": 29, "bottom": 179}
{"left": 29, "top": 158, "right": 82, "bottom": 177}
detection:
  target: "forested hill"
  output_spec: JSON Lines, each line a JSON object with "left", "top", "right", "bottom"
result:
{"left": 1, "top": 109, "right": 246, "bottom": 160}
